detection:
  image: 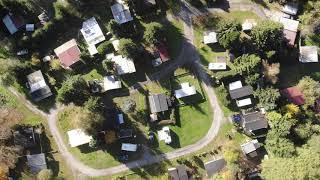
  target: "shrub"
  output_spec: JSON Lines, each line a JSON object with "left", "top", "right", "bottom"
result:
{"left": 102, "top": 59, "right": 114, "bottom": 73}
{"left": 97, "top": 41, "right": 114, "bottom": 55}
{"left": 49, "top": 59, "right": 62, "bottom": 71}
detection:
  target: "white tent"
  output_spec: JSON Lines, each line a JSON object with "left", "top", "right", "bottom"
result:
{"left": 229, "top": 81, "right": 242, "bottom": 91}
{"left": 174, "top": 82, "right": 197, "bottom": 99}
{"left": 236, "top": 98, "right": 252, "bottom": 107}
{"left": 158, "top": 126, "right": 172, "bottom": 144}
{"left": 203, "top": 32, "right": 217, "bottom": 44}
{"left": 103, "top": 75, "right": 122, "bottom": 91}
{"left": 208, "top": 62, "right": 226, "bottom": 70}
{"left": 111, "top": 55, "right": 136, "bottom": 75}
{"left": 121, "top": 143, "right": 137, "bottom": 152}
{"left": 67, "top": 129, "right": 92, "bottom": 147}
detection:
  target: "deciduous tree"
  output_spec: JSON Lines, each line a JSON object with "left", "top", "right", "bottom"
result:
{"left": 254, "top": 87, "right": 280, "bottom": 111}
{"left": 57, "top": 75, "right": 89, "bottom": 105}
{"left": 297, "top": 76, "right": 320, "bottom": 108}
{"left": 252, "top": 20, "right": 284, "bottom": 51}
{"left": 143, "top": 22, "right": 164, "bottom": 45}
{"left": 118, "top": 38, "right": 140, "bottom": 59}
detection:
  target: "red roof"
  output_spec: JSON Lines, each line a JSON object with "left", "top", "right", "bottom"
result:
{"left": 54, "top": 39, "right": 81, "bottom": 68}
{"left": 283, "top": 29, "right": 297, "bottom": 46}
{"left": 156, "top": 43, "right": 170, "bottom": 62}
{"left": 281, "top": 86, "right": 305, "bottom": 105}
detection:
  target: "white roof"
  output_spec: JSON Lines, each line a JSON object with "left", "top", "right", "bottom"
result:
{"left": 229, "top": 81, "right": 242, "bottom": 90}
{"left": 208, "top": 62, "right": 227, "bottom": 70}
{"left": 279, "top": 17, "right": 299, "bottom": 32}
{"left": 111, "top": 55, "right": 136, "bottom": 75}
{"left": 158, "top": 126, "right": 171, "bottom": 144}
{"left": 27, "top": 70, "right": 48, "bottom": 92}
{"left": 106, "top": 53, "right": 115, "bottom": 60}
{"left": 81, "top": 17, "right": 105, "bottom": 45}
{"left": 111, "top": 3, "right": 133, "bottom": 24}
{"left": 121, "top": 143, "right": 137, "bottom": 152}
{"left": 117, "top": 114, "right": 124, "bottom": 124}
{"left": 282, "top": 3, "right": 298, "bottom": 15}
{"left": 112, "top": 39, "right": 120, "bottom": 51}
{"left": 174, "top": 82, "right": 197, "bottom": 98}
{"left": 26, "top": 24, "right": 35, "bottom": 31}
{"left": 3, "top": 14, "right": 18, "bottom": 34}
{"left": 241, "top": 139, "right": 260, "bottom": 154}
{"left": 88, "top": 45, "right": 98, "bottom": 55}
{"left": 203, "top": 32, "right": 217, "bottom": 44}
{"left": 67, "top": 129, "right": 92, "bottom": 147}
{"left": 236, "top": 98, "right": 252, "bottom": 107}
{"left": 299, "top": 46, "right": 318, "bottom": 63}
{"left": 103, "top": 75, "right": 122, "bottom": 90}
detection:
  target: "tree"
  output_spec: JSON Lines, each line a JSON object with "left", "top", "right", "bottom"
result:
{"left": 262, "top": 135, "right": 320, "bottom": 180}
{"left": 0, "top": 58, "right": 22, "bottom": 86}
{"left": 118, "top": 38, "right": 140, "bottom": 59}
{"left": 97, "top": 41, "right": 113, "bottom": 55}
{"left": 265, "top": 131, "right": 296, "bottom": 158}
{"left": 297, "top": 76, "right": 320, "bottom": 108}
{"left": 0, "top": 145, "right": 20, "bottom": 171}
{"left": 254, "top": 87, "right": 280, "bottom": 111}
{"left": 251, "top": 20, "right": 284, "bottom": 51}
{"left": 107, "top": 19, "right": 122, "bottom": 38}
{"left": 217, "top": 20, "right": 241, "bottom": 49}
{"left": 245, "top": 73, "right": 260, "bottom": 86}
{"left": 49, "top": 59, "right": 62, "bottom": 71}
{"left": 266, "top": 111, "right": 296, "bottom": 137}
{"left": 0, "top": 108, "right": 23, "bottom": 140}
{"left": 281, "top": 103, "right": 300, "bottom": 118}
{"left": 262, "top": 60, "right": 280, "bottom": 84}
{"left": 231, "top": 54, "right": 261, "bottom": 75}
{"left": 143, "top": 22, "right": 164, "bottom": 45}
{"left": 84, "top": 97, "right": 104, "bottom": 112}
{"left": 37, "top": 169, "right": 53, "bottom": 180}
{"left": 57, "top": 75, "right": 89, "bottom": 105}
{"left": 223, "top": 142, "right": 240, "bottom": 164}
{"left": 294, "top": 122, "right": 314, "bottom": 140}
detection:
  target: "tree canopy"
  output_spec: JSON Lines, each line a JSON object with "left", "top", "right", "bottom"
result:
{"left": 254, "top": 87, "right": 280, "bottom": 111}
{"left": 57, "top": 75, "right": 89, "bottom": 105}
{"left": 231, "top": 54, "right": 261, "bottom": 75}
{"left": 297, "top": 76, "right": 320, "bottom": 108}
{"left": 217, "top": 20, "right": 241, "bottom": 49}
{"left": 143, "top": 22, "right": 164, "bottom": 45}
{"left": 251, "top": 20, "right": 284, "bottom": 51}
{"left": 118, "top": 38, "right": 140, "bottom": 59}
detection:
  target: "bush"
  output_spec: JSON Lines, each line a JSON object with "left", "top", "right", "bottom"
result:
{"left": 84, "top": 97, "right": 104, "bottom": 112}
{"left": 97, "top": 41, "right": 114, "bottom": 55}
{"left": 57, "top": 75, "right": 89, "bottom": 105}
{"left": 37, "top": 169, "right": 53, "bottom": 180}
{"left": 50, "top": 59, "right": 62, "bottom": 71}
{"left": 107, "top": 19, "right": 122, "bottom": 38}
{"left": 102, "top": 59, "right": 114, "bottom": 73}
{"left": 31, "top": 53, "right": 41, "bottom": 67}
{"left": 0, "top": 94, "right": 9, "bottom": 108}
{"left": 118, "top": 38, "right": 140, "bottom": 59}
{"left": 143, "top": 22, "right": 164, "bottom": 45}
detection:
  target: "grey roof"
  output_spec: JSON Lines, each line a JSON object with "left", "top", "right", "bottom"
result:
{"left": 168, "top": 165, "right": 188, "bottom": 180}
{"left": 229, "top": 86, "right": 253, "bottom": 99}
{"left": 14, "top": 127, "right": 36, "bottom": 148}
{"left": 149, "top": 94, "right": 169, "bottom": 113}
{"left": 204, "top": 158, "right": 226, "bottom": 177}
{"left": 111, "top": 3, "right": 133, "bottom": 24}
{"left": 241, "top": 112, "right": 268, "bottom": 132}
{"left": 27, "top": 70, "right": 52, "bottom": 102}
{"left": 27, "top": 153, "right": 47, "bottom": 174}
{"left": 241, "top": 139, "right": 260, "bottom": 154}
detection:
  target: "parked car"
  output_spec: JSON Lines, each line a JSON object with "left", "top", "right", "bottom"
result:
{"left": 17, "top": 49, "right": 28, "bottom": 56}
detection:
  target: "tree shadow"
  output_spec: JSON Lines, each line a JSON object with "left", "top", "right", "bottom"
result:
{"left": 168, "top": 130, "right": 181, "bottom": 149}
{"left": 250, "top": 0, "right": 269, "bottom": 9}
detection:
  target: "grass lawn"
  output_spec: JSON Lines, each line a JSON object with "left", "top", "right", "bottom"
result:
{"left": 0, "top": 86, "right": 44, "bottom": 125}
{"left": 57, "top": 105, "right": 123, "bottom": 169}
